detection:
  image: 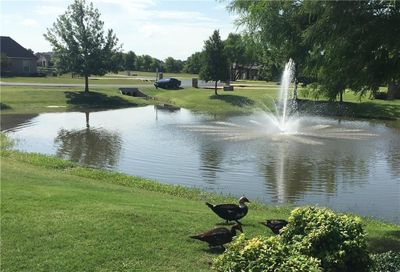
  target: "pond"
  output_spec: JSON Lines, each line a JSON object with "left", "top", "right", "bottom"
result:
{"left": 2, "top": 105, "right": 400, "bottom": 223}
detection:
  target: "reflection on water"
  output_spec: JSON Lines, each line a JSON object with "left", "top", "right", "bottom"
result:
{"left": 199, "top": 141, "right": 223, "bottom": 185}
{"left": 54, "top": 112, "right": 122, "bottom": 168}
{"left": 2, "top": 106, "right": 400, "bottom": 223}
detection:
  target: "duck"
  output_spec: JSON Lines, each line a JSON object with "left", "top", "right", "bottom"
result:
{"left": 190, "top": 224, "right": 243, "bottom": 248}
{"left": 260, "top": 219, "right": 288, "bottom": 234}
{"left": 206, "top": 196, "right": 250, "bottom": 225}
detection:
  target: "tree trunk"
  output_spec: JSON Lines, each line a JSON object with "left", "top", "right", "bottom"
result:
{"left": 339, "top": 90, "right": 343, "bottom": 103}
{"left": 387, "top": 82, "right": 400, "bottom": 100}
{"left": 85, "top": 111, "right": 90, "bottom": 128}
{"left": 293, "top": 77, "right": 298, "bottom": 100}
{"left": 84, "top": 75, "right": 89, "bottom": 92}
{"left": 215, "top": 81, "right": 218, "bottom": 96}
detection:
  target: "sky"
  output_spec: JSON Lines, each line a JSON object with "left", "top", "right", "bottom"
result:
{"left": 0, "top": 0, "right": 240, "bottom": 60}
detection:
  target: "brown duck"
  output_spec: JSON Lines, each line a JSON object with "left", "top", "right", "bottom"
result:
{"left": 206, "top": 196, "right": 250, "bottom": 224}
{"left": 190, "top": 224, "right": 243, "bottom": 248}
{"left": 260, "top": 219, "right": 288, "bottom": 234}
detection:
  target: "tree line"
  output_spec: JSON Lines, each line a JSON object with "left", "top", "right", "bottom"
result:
{"left": 44, "top": 0, "right": 399, "bottom": 100}
{"left": 228, "top": 0, "right": 400, "bottom": 101}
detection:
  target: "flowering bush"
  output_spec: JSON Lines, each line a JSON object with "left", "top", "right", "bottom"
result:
{"left": 213, "top": 234, "right": 321, "bottom": 272}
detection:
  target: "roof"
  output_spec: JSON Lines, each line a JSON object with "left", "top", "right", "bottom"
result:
{"left": 0, "top": 36, "right": 36, "bottom": 59}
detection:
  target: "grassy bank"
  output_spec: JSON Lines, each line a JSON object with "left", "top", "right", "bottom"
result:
{"left": 1, "top": 80, "right": 399, "bottom": 120}
{"left": 1, "top": 150, "right": 399, "bottom": 271}
{"left": 0, "top": 86, "right": 152, "bottom": 114}
{"left": 0, "top": 74, "right": 153, "bottom": 85}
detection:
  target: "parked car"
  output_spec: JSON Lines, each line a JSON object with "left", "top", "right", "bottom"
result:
{"left": 154, "top": 78, "right": 181, "bottom": 89}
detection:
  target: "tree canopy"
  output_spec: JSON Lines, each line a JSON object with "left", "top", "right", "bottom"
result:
{"left": 199, "top": 30, "right": 230, "bottom": 95}
{"left": 183, "top": 52, "right": 205, "bottom": 74}
{"left": 228, "top": 0, "right": 400, "bottom": 101}
{"left": 44, "top": 0, "right": 120, "bottom": 92}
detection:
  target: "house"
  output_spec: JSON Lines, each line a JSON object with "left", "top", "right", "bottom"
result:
{"left": 0, "top": 36, "right": 37, "bottom": 75}
{"left": 36, "top": 52, "right": 53, "bottom": 68}
{"left": 231, "top": 63, "right": 260, "bottom": 81}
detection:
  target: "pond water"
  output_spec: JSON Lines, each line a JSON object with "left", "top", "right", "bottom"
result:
{"left": 2, "top": 105, "right": 400, "bottom": 223}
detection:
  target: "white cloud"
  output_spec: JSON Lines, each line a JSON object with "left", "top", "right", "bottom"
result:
{"left": 34, "top": 5, "right": 65, "bottom": 17}
{"left": 21, "top": 18, "right": 40, "bottom": 28}
{"left": 1, "top": 0, "right": 237, "bottom": 59}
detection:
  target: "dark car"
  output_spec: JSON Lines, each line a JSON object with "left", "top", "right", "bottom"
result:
{"left": 154, "top": 78, "right": 181, "bottom": 89}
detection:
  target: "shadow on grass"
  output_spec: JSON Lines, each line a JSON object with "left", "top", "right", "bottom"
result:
{"left": 64, "top": 91, "right": 140, "bottom": 109}
{"left": 368, "top": 230, "right": 400, "bottom": 253}
{"left": 202, "top": 246, "right": 226, "bottom": 255}
{"left": 353, "top": 102, "right": 400, "bottom": 120}
{"left": 297, "top": 99, "right": 400, "bottom": 120}
{"left": 210, "top": 94, "right": 255, "bottom": 107}
{"left": 0, "top": 102, "right": 12, "bottom": 110}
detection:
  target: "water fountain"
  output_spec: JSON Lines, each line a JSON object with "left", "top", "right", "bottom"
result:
{"left": 180, "top": 59, "right": 377, "bottom": 144}
{"left": 263, "top": 58, "right": 299, "bottom": 134}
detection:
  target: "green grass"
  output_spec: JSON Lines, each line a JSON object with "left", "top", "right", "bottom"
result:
{"left": 1, "top": 150, "right": 399, "bottom": 271}
{"left": 0, "top": 86, "right": 152, "bottom": 114}
{"left": 112, "top": 71, "right": 198, "bottom": 80}
{"left": 1, "top": 79, "right": 399, "bottom": 120}
{"left": 0, "top": 74, "right": 153, "bottom": 85}
{"left": 140, "top": 84, "right": 400, "bottom": 120}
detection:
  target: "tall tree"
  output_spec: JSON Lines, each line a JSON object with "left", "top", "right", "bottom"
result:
{"left": 164, "top": 57, "right": 183, "bottom": 73}
{"left": 44, "top": 0, "right": 120, "bottom": 92}
{"left": 183, "top": 51, "right": 204, "bottom": 74}
{"left": 224, "top": 33, "right": 260, "bottom": 81}
{"left": 199, "top": 30, "right": 230, "bottom": 95}
{"left": 224, "top": 33, "right": 246, "bottom": 81}
{"left": 124, "top": 51, "right": 137, "bottom": 72}
{"left": 228, "top": 0, "right": 400, "bottom": 101}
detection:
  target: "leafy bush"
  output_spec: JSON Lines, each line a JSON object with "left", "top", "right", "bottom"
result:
{"left": 213, "top": 234, "right": 322, "bottom": 272}
{"left": 370, "top": 251, "right": 400, "bottom": 272}
{"left": 0, "top": 132, "right": 14, "bottom": 151}
{"left": 281, "top": 206, "right": 371, "bottom": 272}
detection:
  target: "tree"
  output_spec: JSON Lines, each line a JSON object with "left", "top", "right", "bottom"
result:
{"left": 150, "top": 58, "right": 163, "bottom": 72}
{"left": 124, "top": 51, "right": 137, "bottom": 72}
{"left": 224, "top": 33, "right": 246, "bottom": 81}
{"left": 228, "top": 0, "right": 400, "bottom": 102}
{"left": 183, "top": 51, "right": 204, "bottom": 74}
{"left": 199, "top": 30, "right": 229, "bottom": 95}
{"left": 224, "top": 33, "right": 260, "bottom": 81}
{"left": 136, "top": 55, "right": 153, "bottom": 72}
{"left": 44, "top": 0, "right": 120, "bottom": 92}
{"left": 164, "top": 57, "right": 184, "bottom": 73}
{"left": 109, "top": 51, "right": 125, "bottom": 73}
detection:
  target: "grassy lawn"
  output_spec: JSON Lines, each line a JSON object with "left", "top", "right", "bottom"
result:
{"left": 111, "top": 71, "right": 198, "bottom": 80}
{"left": 1, "top": 150, "right": 399, "bottom": 271}
{"left": 140, "top": 84, "right": 400, "bottom": 120}
{"left": 0, "top": 86, "right": 152, "bottom": 114}
{"left": 0, "top": 74, "right": 153, "bottom": 85}
{"left": 1, "top": 79, "right": 399, "bottom": 120}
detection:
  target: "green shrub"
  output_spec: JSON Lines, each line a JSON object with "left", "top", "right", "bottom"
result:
{"left": 370, "top": 251, "right": 400, "bottom": 272}
{"left": 213, "top": 234, "right": 322, "bottom": 272}
{"left": 281, "top": 206, "right": 371, "bottom": 272}
{"left": 0, "top": 132, "right": 14, "bottom": 151}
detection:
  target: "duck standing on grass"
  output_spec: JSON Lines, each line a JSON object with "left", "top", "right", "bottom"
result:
{"left": 190, "top": 224, "right": 243, "bottom": 248}
{"left": 260, "top": 219, "right": 288, "bottom": 234}
{"left": 206, "top": 196, "right": 250, "bottom": 225}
